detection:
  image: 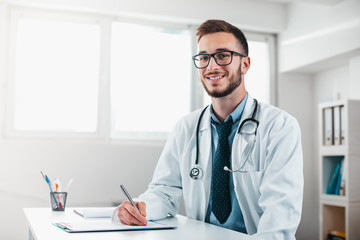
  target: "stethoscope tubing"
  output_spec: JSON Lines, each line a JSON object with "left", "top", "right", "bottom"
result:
{"left": 191, "top": 99, "right": 258, "bottom": 179}
{"left": 195, "top": 105, "right": 209, "bottom": 166}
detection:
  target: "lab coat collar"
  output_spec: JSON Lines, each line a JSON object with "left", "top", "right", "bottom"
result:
{"left": 231, "top": 94, "right": 257, "bottom": 172}
{"left": 238, "top": 94, "right": 256, "bottom": 127}
{"left": 198, "top": 106, "right": 211, "bottom": 133}
{"left": 199, "top": 93, "right": 255, "bottom": 133}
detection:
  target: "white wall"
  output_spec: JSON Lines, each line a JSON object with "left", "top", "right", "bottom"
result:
{"left": 0, "top": 0, "right": 286, "bottom": 32}
{"left": 279, "top": 0, "right": 360, "bottom": 73}
{"left": 278, "top": 73, "right": 316, "bottom": 240}
{"left": 278, "top": 1, "right": 360, "bottom": 240}
{"left": 0, "top": 140, "right": 164, "bottom": 239}
{"left": 314, "top": 66, "right": 350, "bottom": 103}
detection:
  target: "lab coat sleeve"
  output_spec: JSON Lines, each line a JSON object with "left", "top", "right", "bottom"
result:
{"left": 254, "top": 114, "right": 304, "bottom": 240}
{"left": 136, "top": 119, "right": 186, "bottom": 221}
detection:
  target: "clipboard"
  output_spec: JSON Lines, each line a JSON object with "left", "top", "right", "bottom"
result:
{"left": 53, "top": 219, "right": 176, "bottom": 233}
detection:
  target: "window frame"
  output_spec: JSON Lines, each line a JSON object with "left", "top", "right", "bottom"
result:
{"left": 4, "top": 6, "right": 277, "bottom": 140}
{"left": 5, "top": 7, "right": 113, "bottom": 139}
{"left": 244, "top": 31, "right": 277, "bottom": 106}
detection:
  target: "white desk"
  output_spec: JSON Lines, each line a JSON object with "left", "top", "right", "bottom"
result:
{"left": 24, "top": 208, "right": 261, "bottom": 240}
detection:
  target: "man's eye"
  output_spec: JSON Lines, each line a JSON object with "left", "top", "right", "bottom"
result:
{"left": 217, "top": 53, "right": 230, "bottom": 59}
{"left": 200, "top": 56, "right": 209, "bottom": 61}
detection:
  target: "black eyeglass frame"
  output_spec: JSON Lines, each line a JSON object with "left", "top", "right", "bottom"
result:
{"left": 192, "top": 50, "right": 247, "bottom": 69}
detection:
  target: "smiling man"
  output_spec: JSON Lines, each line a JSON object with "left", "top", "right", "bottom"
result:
{"left": 114, "top": 19, "right": 304, "bottom": 240}
{"left": 195, "top": 29, "right": 249, "bottom": 122}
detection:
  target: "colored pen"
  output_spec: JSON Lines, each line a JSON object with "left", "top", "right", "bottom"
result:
{"left": 120, "top": 184, "right": 140, "bottom": 213}
{"left": 41, "top": 171, "right": 60, "bottom": 208}
{"left": 58, "top": 178, "right": 74, "bottom": 204}
{"left": 63, "top": 178, "right": 74, "bottom": 192}
{"left": 54, "top": 178, "right": 63, "bottom": 192}
{"left": 54, "top": 178, "right": 63, "bottom": 208}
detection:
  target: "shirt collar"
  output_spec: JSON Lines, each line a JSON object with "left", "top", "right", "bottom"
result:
{"left": 210, "top": 93, "right": 248, "bottom": 124}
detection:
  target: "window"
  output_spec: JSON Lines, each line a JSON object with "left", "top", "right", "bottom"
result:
{"left": 10, "top": 13, "right": 100, "bottom": 133}
{"left": 245, "top": 39, "right": 272, "bottom": 104}
{"left": 110, "top": 22, "right": 191, "bottom": 137}
{"left": 6, "top": 8, "right": 275, "bottom": 139}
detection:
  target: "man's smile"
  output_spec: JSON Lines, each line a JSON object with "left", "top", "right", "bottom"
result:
{"left": 205, "top": 73, "right": 226, "bottom": 82}
{"left": 208, "top": 75, "right": 224, "bottom": 80}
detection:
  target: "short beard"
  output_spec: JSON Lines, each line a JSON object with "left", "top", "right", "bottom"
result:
{"left": 202, "top": 64, "right": 242, "bottom": 98}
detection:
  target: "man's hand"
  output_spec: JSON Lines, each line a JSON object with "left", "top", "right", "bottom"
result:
{"left": 117, "top": 201, "right": 147, "bottom": 226}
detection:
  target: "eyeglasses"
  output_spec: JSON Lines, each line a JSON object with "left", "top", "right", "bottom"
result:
{"left": 192, "top": 50, "right": 246, "bottom": 69}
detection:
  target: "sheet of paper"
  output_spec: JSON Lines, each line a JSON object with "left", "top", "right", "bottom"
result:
{"left": 74, "top": 207, "right": 115, "bottom": 218}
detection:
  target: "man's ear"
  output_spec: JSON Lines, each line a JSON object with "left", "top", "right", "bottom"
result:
{"left": 241, "top": 56, "right": 251, "bottom": 74}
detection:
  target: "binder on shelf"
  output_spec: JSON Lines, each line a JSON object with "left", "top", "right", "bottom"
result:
{"left": 333, "top": 106, "right": 341, "bottom": 145}
{"left": 339, "top": 160, "right": 346, "bottom": 196}
{"left": 340, "top": 105, "right": 345, "bottom": 145}
{"left": 326, "top": 234, "right": 345, "bottom": 240}
{"left": 334, "top": 160, "right": 343, "bottom": 195}
{"left": 326, "top": 162, "right": 341, "bottom": 195}
{"left": 326, "top": 229, "right": 346, "bottom": 240}
{"left": 324, "top": 107, "right": 333, "bottom": 145}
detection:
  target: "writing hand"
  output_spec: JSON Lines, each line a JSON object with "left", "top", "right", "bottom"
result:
{"left": 117, "top": 201, "right": 147, "bottom": 226}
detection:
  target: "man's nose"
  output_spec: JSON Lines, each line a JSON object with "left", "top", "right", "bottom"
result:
{"left": 206, "top": 56, "right": 219, "bottom": 71}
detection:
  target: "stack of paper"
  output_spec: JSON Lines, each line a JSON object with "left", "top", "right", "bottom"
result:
{"left": 74, "top": 207, "right": 115, "bottom": 218}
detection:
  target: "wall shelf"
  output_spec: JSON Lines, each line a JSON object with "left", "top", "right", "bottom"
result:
{"left": 319, "top": 99, "right": 360, "bottom": 240}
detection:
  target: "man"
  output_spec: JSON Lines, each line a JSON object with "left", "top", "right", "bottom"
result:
{"left": 114, "top": 19, "right": 303, "bottom": 240}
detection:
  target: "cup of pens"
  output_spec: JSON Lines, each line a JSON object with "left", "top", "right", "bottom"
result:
{"left": 50, "top": 192, "right": 67, "bottom": 211}
{"left": 41, "top": 171, "right": 73, "bottom": 211}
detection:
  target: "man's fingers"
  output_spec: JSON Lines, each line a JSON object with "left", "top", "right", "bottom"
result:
{"left": 117, "top": 201, "right": 147, "bottom": 226}
{"left": 137, "top": 202, "right": 147, "bottom": 217}
{"left": 124, "top": 202, "right": 146, "bottom": 225}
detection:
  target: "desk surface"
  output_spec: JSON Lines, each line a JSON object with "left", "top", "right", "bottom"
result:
{"left": 24, "top": 208, "right": 260, "bottom": 240}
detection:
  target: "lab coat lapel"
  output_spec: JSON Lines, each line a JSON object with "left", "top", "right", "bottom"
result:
{"left": 233, "top": 95, "right": 256, "bottom": 170}
{"left": 197, "top": 107, "right": 212, "bottom": 221}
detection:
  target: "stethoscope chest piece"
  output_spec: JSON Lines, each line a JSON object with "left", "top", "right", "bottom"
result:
{"left": 190, "top": 165, "right": 203, "bottom": 179}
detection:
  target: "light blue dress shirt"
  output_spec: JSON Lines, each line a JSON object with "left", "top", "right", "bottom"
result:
{"left": 205, "top": 93, "right": 248, "bottom": 233}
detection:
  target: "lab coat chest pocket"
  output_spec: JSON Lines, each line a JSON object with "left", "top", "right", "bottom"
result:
{"left": 234, "top": 169, "right": 264, "bottom": 221}
{"left": 233, "top": 133, "right": 264, "bottom": 213}
{"left": 233, "top": 133, "right": 263, "bottom": 173}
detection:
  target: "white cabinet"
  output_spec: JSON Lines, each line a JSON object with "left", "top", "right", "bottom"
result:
{"left": 319, "top": 100, "right": 360, "bottom": 240}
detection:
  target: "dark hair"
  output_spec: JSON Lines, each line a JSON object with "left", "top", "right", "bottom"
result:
{"left": 196, "top": 19, "right": 248, "bottom": 56}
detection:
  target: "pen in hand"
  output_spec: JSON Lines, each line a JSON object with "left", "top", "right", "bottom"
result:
{"left": 120, "top": 184, "right": 140, "bottom": 212}
{"left": 119, "top": 184, "right": 147, "bottom": 226}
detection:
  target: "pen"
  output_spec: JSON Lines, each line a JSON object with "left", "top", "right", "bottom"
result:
{"left": 63, "top": 178, "right": 74, "bottom": 192}
{"left": 54, "top": 178, "right": 63, "bottom": 209}
{"left": 41, "top": 171, "right": 59, "bottom": 208}
{"left": 46, "top": 175, "right": 60, "bottom": 208}
{"left": 58, "top": 178, "right": 74, "bottom": 204}
{"left": 120, "top": 184, "right": 140, "bottom": 213}
{"left": 54, "top": 178, "right": 63, "bottom": 192}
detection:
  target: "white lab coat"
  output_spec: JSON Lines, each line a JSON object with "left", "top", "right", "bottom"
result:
{"left": 136, "top": 94, "right": 304, "bottom": 240}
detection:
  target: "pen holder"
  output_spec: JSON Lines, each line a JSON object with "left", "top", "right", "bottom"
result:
{"left": 50, "top": 192, "right": 67, "bottom": 211}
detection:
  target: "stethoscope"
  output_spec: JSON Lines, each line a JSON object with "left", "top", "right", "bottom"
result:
{"left": 189, "top": 99, "right": 259, "bottom": 180}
